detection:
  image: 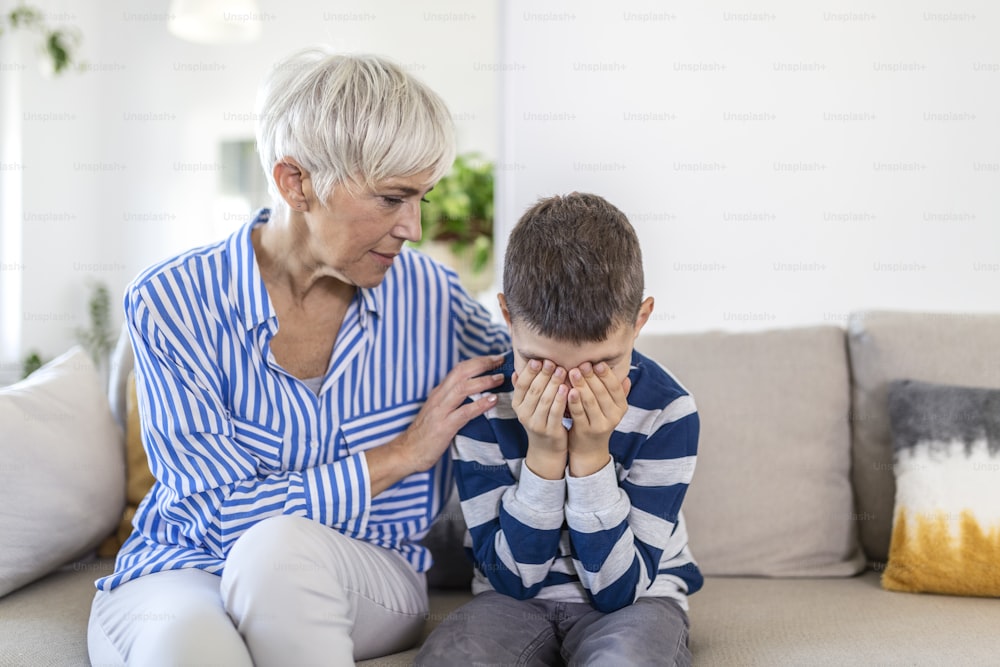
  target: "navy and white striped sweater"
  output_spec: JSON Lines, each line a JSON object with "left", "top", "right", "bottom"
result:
{"left": 453, "top": 350, "right": 703, "bottom": 612}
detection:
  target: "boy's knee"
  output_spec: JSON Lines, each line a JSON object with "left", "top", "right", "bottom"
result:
{"left": 418, "top": 629, "right": 531, "bottom": 667}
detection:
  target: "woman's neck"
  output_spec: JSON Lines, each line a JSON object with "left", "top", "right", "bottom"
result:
{"left": 252, "top": 211, "right": 354, "bottom": 308}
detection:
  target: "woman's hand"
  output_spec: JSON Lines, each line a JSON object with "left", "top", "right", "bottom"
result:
{"left": 366, "top": 354, "right": 506, "bottom": 495}
{"left": 407, "top": 354, "right": 508, "bottom": 470}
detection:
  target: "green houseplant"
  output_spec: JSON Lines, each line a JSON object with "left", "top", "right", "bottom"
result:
{"left": 20, "top": 282, "right": 112, "bottom": 380}
{"left": 416, "top": 153, "right": 494, "bottom": 288}
{"left": 21, "top": 351, "right": 43, "bottom": 379}
{"left": 76, "top": 281, "right": 114, "bottom": 369}
{"left": 19, "top": 281, "right": 110, "bottom": 380}
{"left": 0, "top": 3, "right": 82, "bottom": 75}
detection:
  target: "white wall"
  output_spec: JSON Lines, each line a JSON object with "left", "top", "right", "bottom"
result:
{"left": 6, "top": 0, "right": 1000, "bottom": 383}
{"left": 1, "top": 0, "right": 499, "bottom": 381}
{"left": 496, "top": 0, "right": 1000, "bottom": 334}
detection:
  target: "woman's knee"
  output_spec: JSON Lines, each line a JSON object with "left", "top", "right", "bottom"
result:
{"left": 133, "top": 606, "right": 249, "bottom": 665}
{"left": 221, "top": 515, "right": 344, "bottom": 611}
{"left": 224, "top": 515, "right": 326, "bottom": 582}
{"left": 227, "top": 515, "right": 316, "bottom": 563}
{"left": 88, "top": 572, "right": 252, "bottom": 667}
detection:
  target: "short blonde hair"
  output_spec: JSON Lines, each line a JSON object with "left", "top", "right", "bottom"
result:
{"left": 255, "top": 48, "right": 455, "bottom": 208}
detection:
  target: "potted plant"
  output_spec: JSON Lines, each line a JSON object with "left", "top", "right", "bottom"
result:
{"left": 0, "top": 3, "right": 83, "bottom": 75}
{"left": 19, "top": 281, "right": 111, "bottom": 381}
{"left": 415, "top": 152, "right": 494, "bottom": 294}
{"left": 75, "top": 281, "right": 114, "bottom": 384}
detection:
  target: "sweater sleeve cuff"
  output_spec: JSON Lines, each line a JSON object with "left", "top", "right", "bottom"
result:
{"left": 566, "top": 457, "right": 622, "bottom": 514}
{"left": 503, "top": 460, "right": 566, "bottom": 530}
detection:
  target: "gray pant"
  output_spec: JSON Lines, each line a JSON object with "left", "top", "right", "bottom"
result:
{"left": 415, "top": 591, "right": 691, "bottom": 667}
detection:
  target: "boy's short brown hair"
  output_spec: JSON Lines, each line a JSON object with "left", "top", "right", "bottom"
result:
{"left": 502, "top": 192, "right": 644, "bottom": 343}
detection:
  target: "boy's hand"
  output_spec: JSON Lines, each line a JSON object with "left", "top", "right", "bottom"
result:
{"left": 566, "top": 362, "right": 631, "bottom": 477}
{"left": 512, "top": 359, "right": 569, "bottom": 479}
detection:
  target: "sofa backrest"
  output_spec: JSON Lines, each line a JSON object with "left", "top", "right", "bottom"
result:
{"left": 107, "top": 325, "right": 134, "bottom": 431}
{"left": 107, "top": 311, "right": 1000, "bottom": 576}
{"left": 636, "top": 325, "right": 866, "bottom": 577}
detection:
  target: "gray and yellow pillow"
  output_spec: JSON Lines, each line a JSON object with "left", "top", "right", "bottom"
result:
{"left": 883, "top": 379, "right": 1000, "bottom": 596}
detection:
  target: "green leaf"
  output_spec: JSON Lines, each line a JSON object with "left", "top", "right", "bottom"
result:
{"left": 471, "top": 235, "right": 492, "bottom": 273}
{"left": 48, "top": 31, "right": 69, "bottom": 73}
{"left": 75, "top": 281, "right": 114, "bottom": 366}
{"left": 22, "top": 351, "right": 43, "bottom": 379}
{"left": 2, "top": 4, "right": 81, "bottom": 77}
{"left": 419, "top": 152, "right": 494, "bottom": 271}
{"left": 9, "top": 6, "right": 42, "bottom": 28}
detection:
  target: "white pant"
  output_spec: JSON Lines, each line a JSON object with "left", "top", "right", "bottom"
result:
{"left": 88, "top": 516, "right": 428, "bottom": 666}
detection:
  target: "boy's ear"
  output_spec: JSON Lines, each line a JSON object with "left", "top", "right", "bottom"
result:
{"left": 497, "top": 293, "right": 512, "bottom": 328}
{"left": 633, "top": 296, "right": 655, "bottom": 339}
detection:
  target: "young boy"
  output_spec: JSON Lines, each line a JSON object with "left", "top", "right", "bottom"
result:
{"left": 416, "top": 192, "right": 702, "bottom": 666}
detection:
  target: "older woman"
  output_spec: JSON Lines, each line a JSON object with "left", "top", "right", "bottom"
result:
{"left": 87, "top": 48, "right": 509, "bottom": 665}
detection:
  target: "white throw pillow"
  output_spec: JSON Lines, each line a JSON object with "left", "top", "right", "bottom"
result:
{"left": 0, "top": 346, "right": 125, "bottom": 598}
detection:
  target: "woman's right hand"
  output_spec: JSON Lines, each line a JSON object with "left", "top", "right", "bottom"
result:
{"left": 366, "top": 354, "right": 507, "bottom": 495}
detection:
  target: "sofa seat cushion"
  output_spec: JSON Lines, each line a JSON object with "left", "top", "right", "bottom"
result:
{"left": 689, "top": 572, "right": 1000, "bottom": 666}
{"left": 636, "top": 326, "right": 864, "bottom": 577}
{"left": 6, "top": 566, "right": 1000, "bottom": 666}
{"left": 0, "top": 558, "right": 114, "bottom": 666}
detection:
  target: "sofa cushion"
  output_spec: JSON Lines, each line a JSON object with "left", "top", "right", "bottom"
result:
{"left": 687, "top": 572, "right": 1000, "bottom": 666}
{"left": 636, "top": 326, "right": 865, "bottom": 577}
{"left": 847, "top": 311, "right": 1000, "bottom": 564}
{"left": 6, "top": 566, "right": 1000, "bottom": 667}
{"left": 882, "top": 379, "right": 1000, "bottom": 596}
{"left": 0, "top": 347, "right": 125, "bottom": 598}
{"left": 0, "top": 558, "right": 114, "bottom": 666}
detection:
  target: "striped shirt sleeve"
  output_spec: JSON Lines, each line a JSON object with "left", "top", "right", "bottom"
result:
{"left": 447, "top": 272, "right": 510, "bottom": 360}
{"left": 128, "top": 284, "right": 372, "bottom": 559}
{"left": 453, "top": 419, "right": 567, "bottom": 599}
{"left": 566, "top": 399, "right": 699, "bottom": 612}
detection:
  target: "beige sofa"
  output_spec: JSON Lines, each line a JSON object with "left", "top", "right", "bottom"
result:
{"left": 2, "top": 311, "right": 999, "bottom": 666}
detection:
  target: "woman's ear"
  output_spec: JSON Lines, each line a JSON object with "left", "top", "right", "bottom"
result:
{"left": 633, "top": 296, "right": 654, "bottom": 339}
{"left": 273, "top": 159, "right": 309, "bottom": 211}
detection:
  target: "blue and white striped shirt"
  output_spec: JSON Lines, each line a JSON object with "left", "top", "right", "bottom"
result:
{"left": 454, "top": 350, "right": 703, "bottom": 612}
{"left": 97, "top": 209, "right": 509, "bottom": 591}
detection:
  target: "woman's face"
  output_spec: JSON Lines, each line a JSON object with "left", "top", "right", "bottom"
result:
{"left": 302, "top": 167, "right": 437, "bottom": 289}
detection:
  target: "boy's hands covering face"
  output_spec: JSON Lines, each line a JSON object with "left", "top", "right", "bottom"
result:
{"left": 512, "top": 359, "right": 631, "bottom": 479}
